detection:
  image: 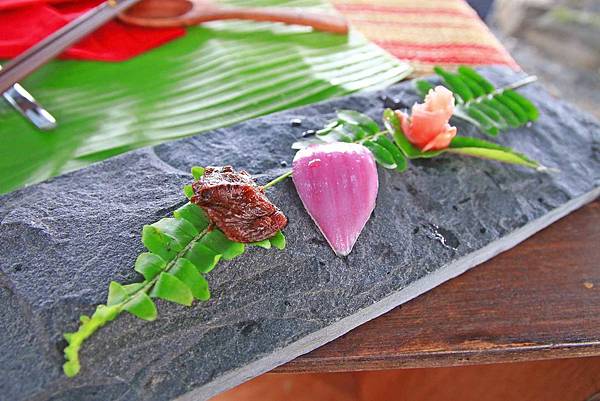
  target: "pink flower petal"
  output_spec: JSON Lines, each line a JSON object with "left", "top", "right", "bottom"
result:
{"left": 396, "top": 86, "right": 457, "bottom": 151}
{"left": 421, "top": 125, "right": 457, "bottom": 151}
{"left": 423, "top": 85, "right": 455, "bottom": 115}
{"left": 293, "top": 143, "right": 379, "bottom": 256}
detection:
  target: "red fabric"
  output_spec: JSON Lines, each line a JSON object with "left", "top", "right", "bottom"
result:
{"left": 0, "top": 0, "right": 186, "bottom": 61}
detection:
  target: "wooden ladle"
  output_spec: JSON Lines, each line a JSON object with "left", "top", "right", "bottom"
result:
{"left": 118, "top": 0, "right": 349, "bottom": 34}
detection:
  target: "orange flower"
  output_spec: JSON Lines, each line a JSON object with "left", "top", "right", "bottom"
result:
{"left": 396, "top": 86, "right": 457, "bottom": 151}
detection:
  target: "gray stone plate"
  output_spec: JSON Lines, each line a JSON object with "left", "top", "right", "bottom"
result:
{"left": 1, "top": 67, "right": 598, "bottom": 401}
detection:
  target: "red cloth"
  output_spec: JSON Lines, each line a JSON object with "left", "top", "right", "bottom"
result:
{"left": 0, "top": 0, "right": 186, "bottom": 61}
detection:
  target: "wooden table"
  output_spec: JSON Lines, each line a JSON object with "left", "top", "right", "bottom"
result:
{"left": 276, "top": 200, "right": 600, "bottom": 373}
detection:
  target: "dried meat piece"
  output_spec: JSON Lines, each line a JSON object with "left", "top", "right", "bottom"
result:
{"left": 190, "top": 166, "right": 288, "bottom": 243}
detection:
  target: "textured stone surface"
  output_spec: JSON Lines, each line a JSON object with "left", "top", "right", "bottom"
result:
{"left": 0, "top": 67, "right": 599, "bottom": 401}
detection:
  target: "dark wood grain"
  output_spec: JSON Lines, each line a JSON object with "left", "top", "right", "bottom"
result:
{"left": 276, "top": 200, "right": 600, "bottom": 372}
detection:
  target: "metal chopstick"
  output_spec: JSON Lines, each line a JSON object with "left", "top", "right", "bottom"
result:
{"left": 1, "top": 66, "right": 56, "bottom": 131}
{"left": 0, "top": 0, "right": 143, "bottom": 94}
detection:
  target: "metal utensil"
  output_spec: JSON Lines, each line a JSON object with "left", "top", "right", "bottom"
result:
{"left": 2, "top": 84, "right": 57, "bottom": 131}
{"left": 0, "top": 0, "right": 348, "bottom": 94}
{"left": 1, "top": 66, "right": 56, "bottom": 130}
{"left": 0, "top": 0, "right": 143, "bottom": 94}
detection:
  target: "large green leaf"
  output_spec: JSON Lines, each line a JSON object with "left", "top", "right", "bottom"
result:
{"left": 0, "top": 0, "right": 411, "bottom": 195}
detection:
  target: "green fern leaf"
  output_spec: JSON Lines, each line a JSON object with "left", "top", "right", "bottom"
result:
{"left": 382, "top": 108, "right": 542, "bottom": 170}
{"left": 495, "top": 92, "right": 529, "bottom": 124}
{"left": 416, "top": 65, "right": 540, "bottom": 136}
{"left": 125, "top": 292, "right": 157, "bottom": 321}
{"left": 251, "top": 239, "right": 272, "bottom": 249}
{"left": 199, "top": 230, "right": 246, "bottom": 261}
{"left": 457, "top": 66, "right": 495, "bottom": 93}
{"left": 107, "top": 282, "right": 128, "bottom": 306}
{"left": 123, "top": 282, "right": 145, "bottom": 294}
{"left": 502, "top": 90, "right": 539, "bottom": 121}
{"left": 170, "top": 258, "right": 210, "bottom": 301}
{"left": 464, "top": 105, "right": 501, "bottom": 136}
{"left": 185, "top": 242, "right": 222, "bottom": 273}
{"left": 433, "top": 66, "right": 474, "bottom": 102}
{"left": 363, "top": 140, "right": 397, "bottom": 169}
{"left": 269, "top": 231, "right": 286, "bottom": 250}
{"left": 151, "top": 272, "right": 194, "bottom": 306}
{"left": 457, "top": 73, "right": 487, "bottom": 97}
{"left": 191, "top": 166, "right": 206, "bottom": 180}
{"left": 415, "top": 79, "right": 435, "bottom": 98}
{"left": 374, "top": 135, "right": 408, "bottom": 172}
{"left": 469, "top": 102, "right": 508, "bottom": 130}
{"left": 183, "top": 184, "right": 194, "bottom": 199}
{"left": 482, "top": 98, "right": 521, "bottom": 127}
{"left": 63, "top": 166, "right": 287, "bottom": 377}
{"left": 336, "top": 110, "right": 380, "bottom": 135}
{"left": 141, "top": 225, "right": 181, "bottom": 261}
{"left": 135, "top": 253, "right": 166, "bottom": 281}
{"left": 173, "top": 203, "right": 210, "bottom": 231}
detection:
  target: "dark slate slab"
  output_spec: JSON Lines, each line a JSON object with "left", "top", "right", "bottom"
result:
{"left": 1, "top": 67, "right": 599, "bottom": 401}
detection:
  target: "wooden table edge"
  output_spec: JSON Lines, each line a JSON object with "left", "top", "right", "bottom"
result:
{"left": 275, "top": 200, "right": 600, "bottom": 374}
{"left": 275, "top": 341, "right": 600, "bottom": 373}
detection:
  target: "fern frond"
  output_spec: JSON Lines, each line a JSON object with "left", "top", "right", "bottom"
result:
{"left": 415, "top": 66, "right": 540, "bottom": 136}
{"left": 382, "top": 108, "right": 544, "bottom": 170}
{"left": 292, "top": 107, "right": 544, "bottom": 172}
{"left": 63, "top": 168, "right": 286, "bottom": 377}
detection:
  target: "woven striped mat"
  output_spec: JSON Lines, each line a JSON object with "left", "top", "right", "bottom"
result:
{"left": 332, "top": 0, "right": 518, "bottom": 75}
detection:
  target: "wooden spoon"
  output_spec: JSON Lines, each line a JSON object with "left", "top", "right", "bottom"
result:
{"left": 118, "top": 0, "right": 349, "bottom": 34}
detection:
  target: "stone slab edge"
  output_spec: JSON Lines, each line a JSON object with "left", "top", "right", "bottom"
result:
{"left": 182, "top": 188, "right": 600, "bottom": 401}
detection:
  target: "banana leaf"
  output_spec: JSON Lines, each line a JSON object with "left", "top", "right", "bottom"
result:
{"left": 0, "top": 0, "right": 410, "bottom": 194}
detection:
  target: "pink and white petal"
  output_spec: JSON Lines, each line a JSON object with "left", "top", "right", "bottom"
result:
{"left": 421, "top": 125, "right": 457, "bottom": 152}
{"left": 409, "top": 108, "right": 451, "bottom": 147}
{"left": 424, "top": 86, "right": 455, "bottom": 117}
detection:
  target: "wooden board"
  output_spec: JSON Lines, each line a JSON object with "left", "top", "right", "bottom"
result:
{"left": 278, "top": 200, "right": 600, "bottom": 372}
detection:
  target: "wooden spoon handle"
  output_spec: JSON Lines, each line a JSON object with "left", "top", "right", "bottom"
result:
{"left": 207, "top": 7, "right": 349, "bottom": 34}
{"left": 119, "top": 5, "right": 349, "bottom": 35}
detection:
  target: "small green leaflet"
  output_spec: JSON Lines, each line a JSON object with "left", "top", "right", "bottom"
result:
{"left": 414, "top": 65, "right": 539, "bottom": 136}
{"left": 107, "top": 282, "right": 128, "bottom": 306}
{"left": 374, "top": 135, "right": 408, "bottom": 172}
{"left": 151, "top": 272, "right": 194, "bottom": 306}
{"left": 191, "top": 166, "right": 205, "bottom": 180}
{"left": 364, "top": 140, "right": 396, "bottom": 169}
{"left": 269, "top": 231, "right": 286, "bottom": 250}
{"left": 125, "top": 292, "right": 157, "bottom": 321}
{"left": 336, "top": 109, "right": 380, "bottom": 134}
{"left": 62, "top": 166, "right": 287, "bottom": 378}
{"left": 135, "top": 253, "right": 166, "bottom": 281}
{"left": 183, "top": 184, "right": 194, "bottom": 199}
{"left": 292, "top": 110, "right": 408, "bottom": 172}
{"left": 170, "top": 259, "right": 210, "bottom": 301}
